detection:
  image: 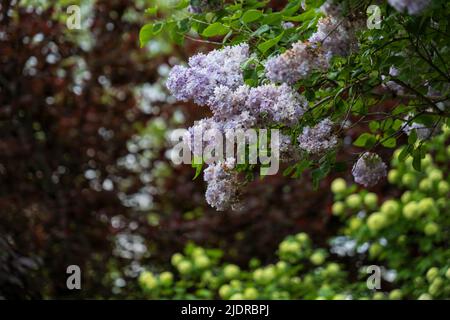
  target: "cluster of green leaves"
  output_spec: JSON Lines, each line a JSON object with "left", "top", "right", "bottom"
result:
{"left": 139, "top": 128, "right": 449, "bottom": 299}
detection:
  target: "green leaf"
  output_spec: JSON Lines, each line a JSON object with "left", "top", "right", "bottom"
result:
{"left": 174, "top": 0, "right": 189, "bottom": 9}
{"left": 192, "top": 163, "right": 203, "bottom": 180}
{"left": 369, "top": 121, "right": 379, "bottom": 132}
{"left": 408, "top": 129, "right": 417, "bottom": 144}
{"left": 381, "top": 137, "right": 396, "bottom": 148}
{"left": 139, "top": 23, "right": 154, "bottom": 47}
{"left": 202, "top": 22, "right": 230, "bottom": 37}
{"left": 251, "top": 24, "right": 270, "bottom": 37}
{"left": 145, "top": 6, "right": 158, "bottom": 15}
{"left": 353, "top": 133, "right": 376, "bottom": 148}
{"left": 242, "top": 9, "right": 263, "bottom": 23}
{"left": 257, "top": 31, "right": 284, "bottom": 54}
{"left": 281, "top": 0, "right": 302, "bottom": 17}
{"left": 412, "top": 148, "right": 422, "bottom": 172}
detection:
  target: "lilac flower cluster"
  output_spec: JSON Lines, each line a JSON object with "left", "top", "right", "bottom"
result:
{"left": 203, "top": 158, "right": 241, "bottom": 211}
{"left": 188, "top": 0, "right": 223, "bottom": 14}
{"left": 403, "top": 122, "right": 434, "bottom": 140}
{"left": 166, "top": 44, "right": 249, "bottom": 105}
{"left": 265, "top": 42, "right": 328, "bottom": 84}
{"left": 387, "top": 0, "right": 431, "bottom": 15}
{"left": 381, "top": 65, "right": 406, "bottom": 95}
{"left": 167, "top": 44, "right": 313, "bottom": 210}
{"left": 308, "top": 16, "right": 359, "bottom": 58}
{"left": 351, "top": 152, "right": 387, "bottom": 187}
{"left": 297, "top": 118, "right": 338, "bottom": 155}
{"left": 264, "top": 1, "right": 362, "bottom": 85}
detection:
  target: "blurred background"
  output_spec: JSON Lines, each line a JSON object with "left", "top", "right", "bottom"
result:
{"left": 0, "top": 0, "right": 411, "bottom": 299}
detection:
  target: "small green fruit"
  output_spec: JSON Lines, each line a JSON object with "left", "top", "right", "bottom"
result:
{"left": 364, "top": 193, "right": 378, "bottom": 209}
{"left": 437, "top": 181, "right": 449, "bottom": 195}
{"left": 171, "top": 253, "right": 183, "bottom": 266}
{"left": 159, "top": 271, "right": 173, "bottom": 286}
{"left": 349, "top": 217, "right": 363, "bottom": 231}
{"left": 310, "top": 250, "right": 326, "bottom": 266}
{"left": 402, "top": 173, "right": 416, "bottom": 188}
{"left": 346, "top": 194, "right": 362, "bottom": 209}
{"left": 426, "top": 267, "right": 439, "bottom": 282}
{"left": 387, "top": 169, "right": 399, "bottom": 184}
{"left": 326, "top": 263, "right": 340, "bottom": 275}
{"left": 429, "top": 170, "right": 443, "bottom": 182}
{"left": 418, "top": 293, "right": 432, "bottom": 300}
{"left": 219, "top": 284, "right": 232, "bottom": 299}
{"left": 223, "top": 264, "right": 240, "bottom": 280}
{"left": 295, "top": 232, "right": 309, "bottom": 244}
{"left": 332, "top": 201, "right": 345, "bottom": 216}
{"left": 229, "top": 293, "right": 244, "bottom": 300}
{"left": 389, "top": 289, "right": 402, "bottom": 300}
{"left": 331, "top": 178, "right": 347, "bottom": 194}
{"left": 419, "top": 179, "right": 433, "bottom": 192}
{"left": 369, "top": 243, "right": 383, "bottom": 259}
{"left": 418, "top": 198, "right": 437, "bottom": 215}
{"left": 177, "top": 260, "right": 193, "bottom": 275}
{"left": 139, "top": 271, "right": 157, "bottom": 290}
{"left": 401, "top": 191, "right": 413, "bottom": 204}
{"left": 380, "top": 200, "right": 400, "bottom": 219}
{"left": 424, "top": 222, "right": 439, "bottom": 236}
{"left": 403, "top": 202, "right": 419, "bottom": 220}
{"left": 243, "top": 287, "right": 258, "bottom": 300}
{"left": 367, "top": 212, "right": 387, "bottom": 232}
{"left": 194, "top": 255, "right": 211, "bottom": 269}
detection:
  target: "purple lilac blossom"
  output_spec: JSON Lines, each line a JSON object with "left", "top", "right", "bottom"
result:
{"left": 297, "top": 118, "right": 338, "bottom": 155}
{"left": 352, "top": 152, "right": 387, "bottom": 187}
{"left": 387, "top": 0, "right": 431, "bottom": 15}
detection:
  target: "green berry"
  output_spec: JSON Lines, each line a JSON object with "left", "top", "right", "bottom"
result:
{"left": 380, "top": 199, "right": 400, "bottom": 219}
{"left": 373, "top": 292, "right": 385, "bottom": 300}
{"left": 139, "top": 271, "right": 157, "bottom": 290}
{"left": 401, "top": 191, "right": 413, "bottom": 204}
{"left": 331, "top": 178, "right": 347, "bottom": 194}
{"left": 403, "top": 202, "right": 420, "bottom": 220}
{"left": 229, "top": 293, "right": 244, "bottom": 300}
{"left": 364, "top": 193, "right": 378, "bottom": 209}
{"left": 295, "top": 232, "right": 309, "bottom": 244}
{"left": 177, "top": 260, "right": 193, "bottom": 275}
{"left": 367, "top": 212, "right": 387, "bottom": 232}
{"left": 426, "top": 267, "right": 439, "bottom": 282}
{"left": 424, "top": 222, "right": 439, "bottom": 235}
{"left": 346, "top": 194, "right": 362, "bottom": 209}
{"left": 332, "top": 201, "right": 345, "bottom": 216}
{"left": 243, "top": 287, "right": 258, "bottom": 300}
{"left": 223, "top": 264, "right": 240, "bottom": 280}
{"left": 171, "top": 253, "right": 184, "bottom": 266}
{"left": 369, "top": 243, "right": 383, "bottom": 259}
{"left": 349, "top": 217, "right": 363, "bottom": 231}
{"left": 437, "top": 181, "right": 449, "bottom": 195}
{"left": 310, "top": 250, "right": 326, "bottom": 266}
{"left": 219, "top": 284, "right": 232, "bottom": 299}
{"left": 402, "top": 173, "right": 416, "bottom": 188}
{"left": 445, "top": 268, "right": 450, "bottom": 280}
{"left": 387, "top": 169, "right": 399, "bottom": 184}
{"left": 418, "top": 198, "right": 437, "bottom": 215}
{"left": 389, "top": 289, "right": 402, "bottom": 300}
{"left": 326, "top": 263, "right": 340, "bottom": 275}
{"left": 419, "top": 179, "right": 433, "bottom": 192}
{"left": 418, "top": 293, "right": 432, "bottom": 300}
{"left": 194, "top": 255, "right": 211, "bottom": 269}
{"left": 159, "top": 271, "right": 173, "bottom": 286}
{"left": 429, "top": 169, "right": 443, "bottom": 182}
